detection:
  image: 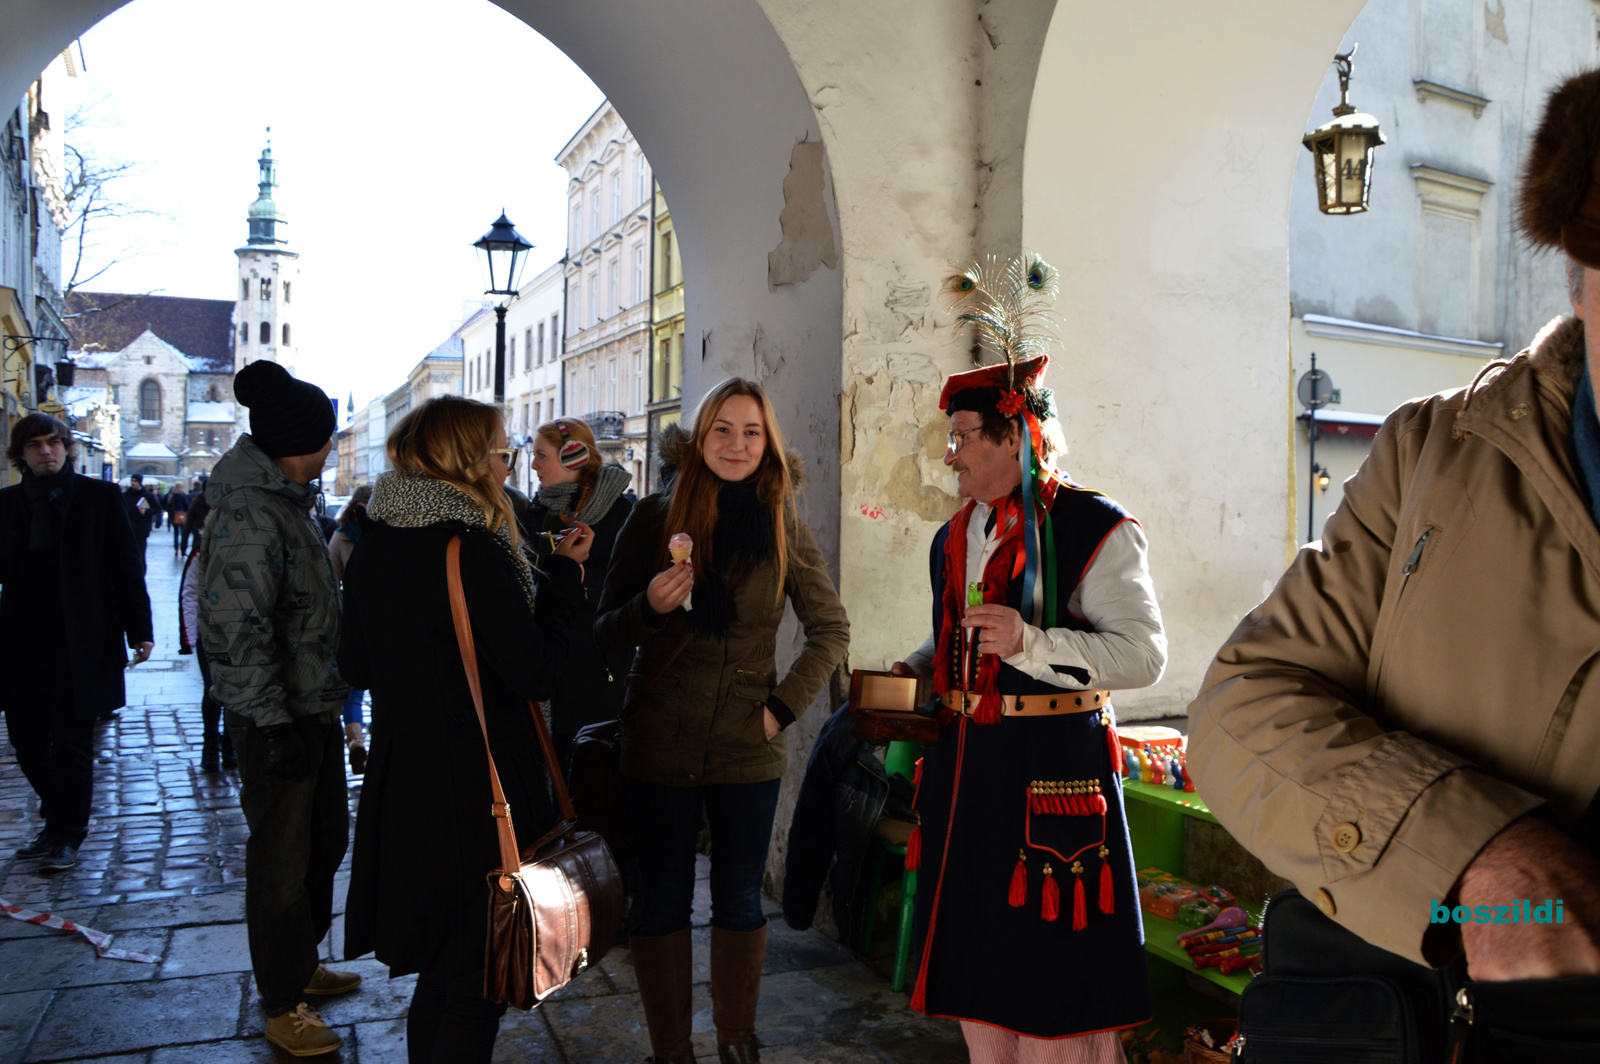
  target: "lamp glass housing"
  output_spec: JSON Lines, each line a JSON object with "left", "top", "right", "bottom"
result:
{"left": 472, "top": 212, "right": 534, "bottom": 296}
{"left": 1303, "top": 112, "right": 1385, "bottom": 215}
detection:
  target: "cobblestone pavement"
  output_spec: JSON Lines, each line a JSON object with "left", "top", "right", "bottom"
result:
{"left": 0, "top": 539, "right": 965, "bottom": 1062}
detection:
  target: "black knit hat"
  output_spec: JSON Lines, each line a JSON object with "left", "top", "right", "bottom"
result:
{"left": 234, "top": 360, "right": 336, "bottom": 459}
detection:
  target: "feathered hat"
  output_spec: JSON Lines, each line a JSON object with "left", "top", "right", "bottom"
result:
{"left": 1518, "top": 69, "right": 1600, "bottom": 269}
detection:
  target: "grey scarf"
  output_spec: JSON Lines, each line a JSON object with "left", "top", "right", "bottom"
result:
{"left": 367, "top": 470, "right": 538, "bottom": 611}
{"left": 534, "top": 463, "right": 631, "bottom": 525}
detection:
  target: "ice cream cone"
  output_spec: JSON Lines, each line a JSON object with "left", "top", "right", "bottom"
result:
{"left": 670, "top": 547, "right": 692, "bottom": 564}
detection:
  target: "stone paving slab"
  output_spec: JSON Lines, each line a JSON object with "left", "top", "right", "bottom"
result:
{"left": 0, "top": 542, "right": 967, "bottom": 1063}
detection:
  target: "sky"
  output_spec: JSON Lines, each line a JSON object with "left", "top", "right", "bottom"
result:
{"left": 57, "top": 0, "right": 604, "bottom": 413}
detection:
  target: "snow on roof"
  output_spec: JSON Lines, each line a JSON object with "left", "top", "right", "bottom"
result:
{"left": 126, "top": 442, "right": 179, "bottom": 459}
{"left": 187, "top": 401, "right": 236, "bottom": 423}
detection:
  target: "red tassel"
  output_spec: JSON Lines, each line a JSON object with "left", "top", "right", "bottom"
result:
{"left": 1041, "top": 864, "right": 1060, "bottom": 922}
{"left": 1092, "top": 795, "right": 1107, "bottom": 816}
{"left": 1098, "top": 846, "right": 1115, "bottom": 914}
{"left": 905, "top": 826, "right": 922, "bottom": 871}
{"left": 1071, "top": 861, "right": 1088, "bottom": 931}
{"left": 910, "top": 974, "right": 926, "bottom": 1012}
{"left": 912, "top": 757, "right": 923, "bottom": 787}
{"left": 1008, "top": 849, "right": 1028, "bottom": 907}
{"left": 974, "top": 690, "right": 1005, "bottom": 725}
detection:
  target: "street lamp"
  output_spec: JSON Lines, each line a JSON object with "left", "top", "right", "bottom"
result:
{"left": 472, "top": 210, "right": 534, "bottom": 404}
{"left": 1303, "top": 44, "right": 1386, "bottom": 216}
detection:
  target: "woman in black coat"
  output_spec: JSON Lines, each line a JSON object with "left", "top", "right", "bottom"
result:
{"left": 520, "top": 416, "right": 633, "bottom": 765}
{"left": 339, "top": 396, "right": 592, "bottom": 1064}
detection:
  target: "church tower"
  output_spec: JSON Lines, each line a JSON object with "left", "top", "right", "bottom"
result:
{"left": 233, "top": 131, "right": 300, "bottom": 376}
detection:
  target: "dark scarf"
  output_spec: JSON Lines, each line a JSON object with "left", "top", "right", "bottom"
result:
{"left": 22, "top": 467, "right": 75, "bottom": 551}
{"left": 1576, "top": 362, "right": 1600, "bottom": 530}
{"left": 689, "top": 478, "right": 775, "bottom": 638}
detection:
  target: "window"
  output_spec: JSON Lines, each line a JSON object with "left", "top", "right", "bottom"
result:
{"left": 587, "top": 364, "right": 597, "bottom": 412}
{"left": 207, "top": 383, "right": 222, "bottom": 401}
{"left": 241, "top": 279, "right": 249, "bottom": 300}
{"left": 260, "top": 322, "right": 272, "bottom": 344}
{"left": 636, "top": 154, "right": 648, "bottom": 205}
{"left": 552, "top": 315, "right": 560, "bottom": 357}
{"left": 1413, "top": 167, "right": 1487, "bottom": 339}
{"left": 536, "top": 322, "right": 545, "bottom": 366}
{"left": 139, "top": 380, "right": 160, "bottom": 422}
{"left": 525, "top": 327, "right": 533, "bottom": 371}
{"left": 240, "top": 322, "right": 249, "bottom": 344}
{"left": 660, "top": 338, "right": 672, "bottom": 402}
{"left": 260, "top": 278, "right": 272, "bottom": 301}
{"left": 661, "top": 232, "right": 673, "bottom": 288}
{"left": 569, "top": 280, "right": 580, "bottom": 327}
{"left": 589, "top": 272, "right": 599, "bottom": 323}
{"left": 633, "top": 352, "right": 643, "bottom": 412}
{"left": 608, "top": 259, "right": 620, "bottom": 315}
{"left": 281, "top": 323, "right": 291, "bottom": 346}
{"left": 633, "top": 244, "right": 645, "bottom": 304}
{"left": 508, "top": 336, "right": 516, "bottom": 376}
{"left": 283, "top": 281, "right": 291, "bottom": 304}
{"left": 590, "top": 191, "right": 600, "bottom": 241}
{"left": 572, "top": 203, "right": 583, "bottom": 248}
{"left": 608, "top": 358, "right": 618, "bottom": 409}
{"left": 533, "top": 399, "right": 541, "bottom": 426}
{"left": 611, "top": 172, "right": 621, "bottom": 224}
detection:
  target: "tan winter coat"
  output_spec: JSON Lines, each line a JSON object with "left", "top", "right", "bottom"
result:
{"left": 1188, "top": 315, "right": 1600, "bottom": 966}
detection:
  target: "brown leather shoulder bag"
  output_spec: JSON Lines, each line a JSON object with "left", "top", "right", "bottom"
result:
{"left": 445, "top": 536, "right": 624, "bottom": 1008}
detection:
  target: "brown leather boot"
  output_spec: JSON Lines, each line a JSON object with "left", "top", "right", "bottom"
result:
{"left": 711, "top": 924, "right": 767, "bottom": 1062}
{"left": 630, "top": 928, "right": 695, "bottom": 1063}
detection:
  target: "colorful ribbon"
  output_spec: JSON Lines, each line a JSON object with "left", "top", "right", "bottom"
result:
{"left": 0, "top": 897, "right": 156, "bottom": 963}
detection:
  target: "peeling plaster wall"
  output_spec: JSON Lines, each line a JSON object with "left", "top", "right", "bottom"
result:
{"left": 1021, "top": 0, "right": 1365, "bottom": 717}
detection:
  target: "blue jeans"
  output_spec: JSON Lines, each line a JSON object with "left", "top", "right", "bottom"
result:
{"left": 340, "top": 687, "right": 366, "bottom": 727}
{"left": 625, "top": 776, "right": 781, "bottom": 936}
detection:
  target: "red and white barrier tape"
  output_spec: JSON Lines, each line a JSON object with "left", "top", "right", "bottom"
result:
{"left": 0, "top": 897, "right": 156, "bottom": 963}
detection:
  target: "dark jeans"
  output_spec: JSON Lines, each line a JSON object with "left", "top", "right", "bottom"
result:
{"left": 232, "top": 716, "right": 349, "bottom": 1016}
{"left": 6, "top": 704, "right": 94, "bottom": 845}
{"left": 407, "top": 967, "right": 507, "bottom": 1063}
{"left": 195, "top": 644, "right": 233, "bottom": 764}
{"left": 625, "top": 776, "right": 781, "bottom": 936}
{"left": 171, "top": 520, "right": 189, "bottom": 554}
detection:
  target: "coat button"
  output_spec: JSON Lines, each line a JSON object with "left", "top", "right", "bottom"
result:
{"left": 1332, "top": 822, "right": 1361, "bottom": 853}
{"left": 1313, "top": 888, "right": 1337, "bottom": 917}
{"left": 1509, "top": 403, "right": 1529, "bottom": 420}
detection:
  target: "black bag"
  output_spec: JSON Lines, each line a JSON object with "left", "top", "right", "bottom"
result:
{"left": 1238, "top": 889, "right": 1600, "bottom": 1063}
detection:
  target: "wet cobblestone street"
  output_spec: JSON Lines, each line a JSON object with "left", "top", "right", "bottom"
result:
{"left": 0, "top": 543, "right": 964, "bottom": 1062}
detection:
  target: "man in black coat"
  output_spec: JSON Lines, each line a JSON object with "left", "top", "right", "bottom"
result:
{"left": 1, "top": 413, "right": 153, "bottom": 872}
{"left": 122, "top": 473, "right": 155, "bottom": 568}
{"left": 166, "top": 483, "right": 192, "bottom": 555}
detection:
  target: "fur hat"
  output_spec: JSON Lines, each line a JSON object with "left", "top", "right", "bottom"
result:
{"left": 1517, "top": 69, "right": 1600, "bottom": 269}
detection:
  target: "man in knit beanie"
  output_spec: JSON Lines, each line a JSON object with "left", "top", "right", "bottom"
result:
{"left": 197, "top": 360, "right": 358, "bottom": 1056}
{"left": 1187, "top": 67, "right": 1600, "bottom": 1032}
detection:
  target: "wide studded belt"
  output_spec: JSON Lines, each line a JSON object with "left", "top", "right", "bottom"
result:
{"left": 941, "top": 689, "right": 1111, "bottom": 717}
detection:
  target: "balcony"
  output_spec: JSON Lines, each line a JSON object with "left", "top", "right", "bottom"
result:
{"left": 590, "top": 410, "right": 626, "bottom": 439}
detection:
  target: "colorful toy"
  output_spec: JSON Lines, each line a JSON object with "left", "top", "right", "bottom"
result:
{"left": 1176, "top": 906, "right": 1250, "bottom": 942}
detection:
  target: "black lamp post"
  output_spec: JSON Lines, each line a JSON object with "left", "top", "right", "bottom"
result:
{"left": 472, "top": 210, "right": 534, "bottom": 404}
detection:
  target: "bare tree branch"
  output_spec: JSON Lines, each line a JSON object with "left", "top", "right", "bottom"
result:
{"left": 60, "top": 98, "right": 166, "bottom": 297}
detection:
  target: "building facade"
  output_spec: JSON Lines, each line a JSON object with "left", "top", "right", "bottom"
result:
{"left": 233, "top": 136, "right": 300, "bottom": 376}
{"left": 646, "top": 180, "right": 684, "bottom": 494}
{"left": 1288, "top": 0, "right": 1599, "bottom": 539}
{"left": 461, "top": 261, "right": 563, "bottom": 495}
{"left": 558, "top": 102, "right": 655, "bottom": 492}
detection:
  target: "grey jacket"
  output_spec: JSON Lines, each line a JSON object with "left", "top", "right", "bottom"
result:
{"left": 198, "top": 434, "right": 349, "bottom": 727}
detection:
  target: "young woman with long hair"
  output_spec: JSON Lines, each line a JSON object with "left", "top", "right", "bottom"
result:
{"left": 522, "top": 417, "right": 633, "bottom": 763}
{"left": 338, "top": 396, "right": 592, "bottom": 1063}
{"left": 596, "top": 378, "right": 850, "bottom": 1064}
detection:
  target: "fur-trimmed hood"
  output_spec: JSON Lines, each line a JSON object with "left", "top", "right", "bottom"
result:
{"left": 654, "top": 421, "right": 808, "bottom": 490}
{"left": 1458, "top": 315, "right": 1586, "bottom": 430}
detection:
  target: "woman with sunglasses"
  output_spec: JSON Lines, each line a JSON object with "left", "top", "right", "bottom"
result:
{"left": 521, "top": 417, "right": 634, "bottom": 765}
{"left": 338, "top": 396, "right": 591, "bottom": 1063}
{"left": 596, "top": 378, "right": 850, "bottom": 1064}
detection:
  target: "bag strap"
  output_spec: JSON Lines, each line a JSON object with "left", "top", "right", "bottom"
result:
{"left": 446, "top": 536, "right": 577, "bottom": 876}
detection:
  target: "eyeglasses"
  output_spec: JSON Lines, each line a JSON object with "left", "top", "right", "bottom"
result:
{"left": 490, "top": 446, "right": 519, "bottom": 471}
{"left": 946, "top": 428, "right": 981, "bottom": 454}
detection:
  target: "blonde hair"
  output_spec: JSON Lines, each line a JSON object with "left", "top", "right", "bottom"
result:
{"left": 662, "top": 378, "right": 797, "bottom": 598}
{"left": 387, "top": 396, "right": 520, "bottom": 551}
{"left": 535, "top": 417, "right": 603, "bottom": 514}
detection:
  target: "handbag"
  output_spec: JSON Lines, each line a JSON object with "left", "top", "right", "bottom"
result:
{"left": 173, "top": 511, "right": 187, "bottom": 526}
{"left": 445, "top": 536, "right": 624, "bottom": 1009}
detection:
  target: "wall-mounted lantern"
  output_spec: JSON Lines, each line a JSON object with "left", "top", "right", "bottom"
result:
{"left": 1303, "top": 44, "right": 1386, "bottom": 215}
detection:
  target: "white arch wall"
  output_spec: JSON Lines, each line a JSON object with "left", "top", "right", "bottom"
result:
{"left": 1022, "top": 0, "right": 1366, "bottom": 715}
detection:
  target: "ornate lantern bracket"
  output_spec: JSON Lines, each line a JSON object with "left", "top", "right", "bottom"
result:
{"left": 1303, "top": 44, "right": 1387, "bottom": 216}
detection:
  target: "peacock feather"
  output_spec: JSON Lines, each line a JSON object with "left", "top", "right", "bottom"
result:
{"left": 940, "top": 253, "right": 1060, "bottom": 387}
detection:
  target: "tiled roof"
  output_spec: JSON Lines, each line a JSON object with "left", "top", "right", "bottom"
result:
{"left": 65, "top": 292, "right": 236, "bottom": 374}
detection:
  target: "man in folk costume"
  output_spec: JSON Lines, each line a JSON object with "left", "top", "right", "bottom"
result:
{"left": 891, "top": 257, "right": 1167, "bottom": 1063}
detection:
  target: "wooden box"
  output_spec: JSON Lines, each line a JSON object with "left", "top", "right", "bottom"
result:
{"left": 850, "top": 669, "right": 941, "bottom": 744}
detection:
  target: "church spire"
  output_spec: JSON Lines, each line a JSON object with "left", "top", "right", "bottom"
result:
{"left": 246, "top": 128, "right": 287, "bottom": 248}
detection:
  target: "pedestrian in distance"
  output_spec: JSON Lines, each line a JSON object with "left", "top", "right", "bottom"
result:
{"left": 338, "top": 396, "right": 591, "bottom": 1064}
{"left": 178, "top": 493, "right": 234, "bottom": 772}
{"left": 521, "top": 417, "right": 634, "bottom": 766}
{"left": 1, "top": 413, "right": 153, "bottom": 873}
{"left": 595, "top": 377, "right": 850, "bottom": 1064}
{"left": 122, "top": 472, "right": 155, "bottom": 569}
{"left": 327, "top": 483, "right": 371, "bottom": 774}
{"left": 198, "top": 360, "right": 360, "bottom": 1058}
{"left": 166, "top": 481, "right": 191, "bottom": 555}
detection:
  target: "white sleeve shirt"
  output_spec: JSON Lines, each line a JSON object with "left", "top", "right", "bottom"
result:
{"left": 901, "top": 498, "right": 1167, "bottom": 692}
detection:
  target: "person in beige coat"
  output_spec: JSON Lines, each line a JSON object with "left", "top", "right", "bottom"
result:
{"left": 1188, "top": 71, "right": 1600, "bottom": 984}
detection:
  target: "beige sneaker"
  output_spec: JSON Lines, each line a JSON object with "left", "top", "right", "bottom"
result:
{"left": 304, "top": 964, "right": 362, "bottom": 996}
{"left": 264, "top": 1002, "right": 343, "bottom": 1057}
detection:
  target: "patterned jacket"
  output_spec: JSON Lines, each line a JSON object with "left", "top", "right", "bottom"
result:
{"left": 198, "top": 434, "right": 349, "bottom": 727}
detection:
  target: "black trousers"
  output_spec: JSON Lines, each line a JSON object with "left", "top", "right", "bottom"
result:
{"left": 194, "top": 645, "right": 233, "bottom": 763}
{"left": 5, "top": 703, "right": 94, "bottom": 845}
{"left": 232, "top": 716, "right": 349, "bottom": 1017}
{"left": 171, "top": 520, "right": 189, "bottom": 554}
{"left": 407, "top": 967, "right": 507, "bottom": 1063}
